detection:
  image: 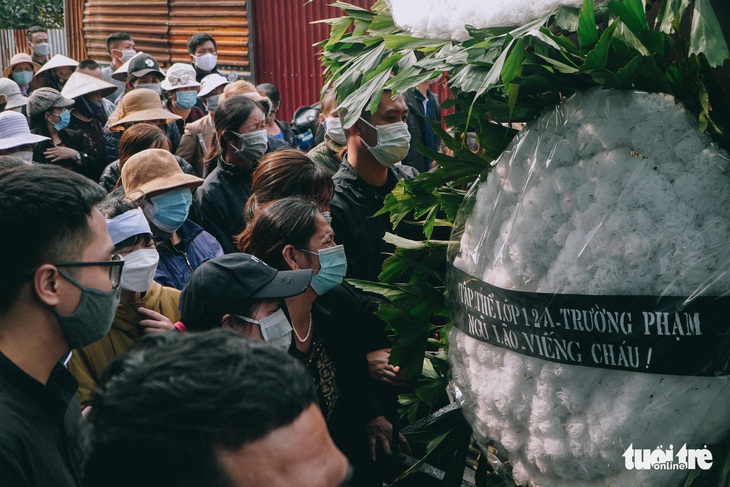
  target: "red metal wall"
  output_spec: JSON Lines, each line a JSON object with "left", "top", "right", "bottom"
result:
{"left": 250, "top": 0, "right": 373, "bottom": 122}
{"left": 250, "top": 0, "right": 453, "bottom": 124}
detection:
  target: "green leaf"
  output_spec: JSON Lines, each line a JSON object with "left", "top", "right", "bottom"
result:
{"left": 577, "top": 0, "right": 599, "bottom": 49}
{"left": 554, "top": 6, "right": 581, "bottom": 32}
{"left": 689, "top": 0, "right": 730, "bottom": 67}
{"left": 607, "top": 0, "right": 647, "bottom": 38}
{"left": 383, "top": 34, "right": 451, "bottom": 51}
{"left": 581, "top": 18, "right": 619, "bottom": 73}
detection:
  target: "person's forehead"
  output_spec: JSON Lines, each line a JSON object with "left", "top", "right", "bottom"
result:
{"left": 31, "top": 32, "right": 48, "bottom": 42}
{"left": 13, "top": 63, "right": 32, "bottom": 71}
{"left": 240, "top": 108, "right": 265, "bottom": 127}
{"left": 195, "top": 41, "right": 216, "bottom": 53}
{"left": 375, "top": 94, "right": 407, "bottom": 115}
{"left": 120, "top": 39, "right": 135, "bottom": 48}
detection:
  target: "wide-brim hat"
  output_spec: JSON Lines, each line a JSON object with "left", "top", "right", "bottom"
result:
{"left": 122, "top": 148, "right": 203, "bottom": 199}
{"left": 108, "top": 88, "right": 181, "bottom": 131}
{"left": 179, "top": 253, "right": 313, "bottom": 331}
{"left": 61, "top": 71, "right": 117, "bottom": 99}
{"left": 160, "top": 63, "right": 201, "bottom": 91}
{"left": 198, "top": 73, "right": 229, "bottom": 98}
{"left": 27, "top": 87, "right": 75, "bottom": 118}
{"left": 0, "top": 78, "right": 28, "bottom": 109}
{"left": 2, "top": 53, "right": 41, "bottom": 78}
{"left": 0, "top": 111, "right": 49, "bottom": 150}
{"left": 35, "top": 54, "right": 79, "bottom": 77}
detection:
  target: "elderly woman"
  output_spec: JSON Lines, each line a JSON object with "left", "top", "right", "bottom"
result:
{"left": 237, "top": 197, "right": 409, "bottom": 487}
{"left": 122, "top": 148, "right": 223, "bottom": 289}
{"left": 160, "top": 63, "right": 205, "bottom": 134}
{"left": 28, "top": 87, "right": 104, "bottom": 180}
{"left": 30, "top": 54, "right": 78, "bottom": 91}
{"left": 3, "top": 53, "right": 40, "bottom": 96}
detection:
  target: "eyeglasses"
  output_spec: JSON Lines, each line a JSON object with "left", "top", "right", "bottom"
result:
{"left": 53, "top": 254, "right": 125, "bottom": 290}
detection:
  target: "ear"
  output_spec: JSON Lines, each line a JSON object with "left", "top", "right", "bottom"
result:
{"left": 350, "top": 119, "right": 363, "bottom": 136}
{"left": 190, "top": 54, "right": 196, "bottom": 64}
{"left": 318, "top": 113, "right": 325, "bottom": 124}
{"left": 281, "top": 244, "right": 301, "bottom": 270}
{"left": 33, "top": 264, "right": 61, "bottom": 308}
{"left": 221, "top": 313, "right": 233, "bottom": 328}
{"left": 27, "top": 41, "right": 33, "bottom": 51}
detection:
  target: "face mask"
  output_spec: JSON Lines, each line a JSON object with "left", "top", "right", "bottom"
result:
{"left": 51, "top": 270, "right": 120, "bottom": 349}
{"left": 359, "top": 118, "right": 411, "bottom": 167}
{"left": 324, "top": 117, "right": 347, "bottom": 146}
{"left": 12, "top": 71, "right": 33, "bottom": 86}
{"left": 206, "top": 94, "right": 220, "bottom": 112}
{"left": 33, "top": 42, "right": 50, "bottom": 57}
{"left": 229, "top": 129, "right": 267, "bottom": 162}
{"left": 52, "top": 109, "right": 71, "bottom": 131}
{"left": 304, "top": 244, "right": 347, "bottom": 295}
{"left": 120, "top": 248, "right": 159, "bottom": 292}
{"left": 321, "top": 211, "right": 332, "bottom": 225}
{"left": 135, "top": 83, "right": 162, "bottom": 95}
{"left": 239, "top": 308, "right": 292, "bottom": 351}
{"left": 142, "top": 189, "right": 192, "bottom": 234}
{"left": 117, "top": 49, "right": 136, "bottom": 63}
{"left": 175, "top": 91, "right": 198, "bottom": 109}
{"left": 15, "top": 151, "right": 33, "bottom": 163}
{"left": 194, "top": 53, "right": 217, "bottom": 72}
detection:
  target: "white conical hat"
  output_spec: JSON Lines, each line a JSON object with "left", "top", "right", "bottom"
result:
{"left": 35, "top": 54, "right": 79, "bottom": 76}
{"left": 61, "top": 71, "right": 117, "bottom": 99}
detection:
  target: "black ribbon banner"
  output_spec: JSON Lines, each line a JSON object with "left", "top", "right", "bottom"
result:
{"left": 449, "top": 266, "right": 730, "bottom": 376}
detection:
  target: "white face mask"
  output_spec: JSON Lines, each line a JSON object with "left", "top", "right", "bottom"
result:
{"left": 239, "top": 308, "right": 292, "bottom": 351}
{"left": 194, "top": 53, "right": 217, "bottom": 72}
{"left": 135, "top": 83, "right": 162, "bottom": 95}
{"left": 117, "top": 49, "right": 136, "bottom": 63}
{"left": 324, "top": 116, "right": 347, "bottom": 146}
{"left": 359, "top": 118, "right": 411, "bottom": 167}
{"left": 120, "top": 248, "right": 159, "bottom": 292}
{"left": 15, "top": 151, "right": 34, "bottom": 163}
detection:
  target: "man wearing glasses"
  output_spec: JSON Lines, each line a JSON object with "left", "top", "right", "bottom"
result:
{"left": 0, "top": 164, "right": 122, "bottom": 487}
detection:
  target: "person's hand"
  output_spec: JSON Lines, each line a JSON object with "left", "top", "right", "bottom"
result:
{"left": 44, "top": 146, "right": 80, "bottom": 164}
{"left": 367, "top": 348, "right": 409, "bottom": 387}
{"left": 138, "top": 307, "right": 175, "bottom": 333}
{"left": 367, "top": 416, "right": 411, "bottom": 461}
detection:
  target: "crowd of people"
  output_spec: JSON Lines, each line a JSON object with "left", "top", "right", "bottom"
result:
{"left": 0, "top": 26, "right": 446, "bottom": 487}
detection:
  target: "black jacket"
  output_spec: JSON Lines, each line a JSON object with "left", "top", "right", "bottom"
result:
{"left": 33, "top": 129, "right": 104, "bottom": 182}
{"left": 402, "top": 88, "right": 441, "bottom": 173}
{"left": 191, "top": 157, "right": 252, "bottom": 254}
{"left": 330, "top": 158, "right": 420, "bottom": 282}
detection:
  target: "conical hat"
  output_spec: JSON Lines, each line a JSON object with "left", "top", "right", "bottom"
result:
{"left": 35, "top": 54, "right": 79, "bottom": 76}
{"left": 61, "top": 71, "right": 117, "bottom": 99}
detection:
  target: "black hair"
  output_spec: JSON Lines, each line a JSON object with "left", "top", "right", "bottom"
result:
{"left": 105, "top": 32, "right": 134, "bottom": 53}
{"left": 0, "top": 165, "right": 106, "bottom": 314}
{"left": 187, "top": 33, "right": 217, "bottom": 55}
{"left": 26, "top": 26, "right": 47, "bottom": 42}
{"left": 237, "top": 198, "right": 320, "bottom": 270}
{"left": 77, "top": 59, "right": 100, "bottom": 71}
{"left": 98, "top": 194, "right": 153, "bottom": 251}
{"left": 255, "top": 83, "right": 280, "bottom": 108}
{"left": 83, "top": 329, "right": 317, "bottom": 487}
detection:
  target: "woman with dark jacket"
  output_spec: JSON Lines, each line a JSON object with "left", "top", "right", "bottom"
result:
{"left": 28, "top": 87, "right": 103, "bottom": 181}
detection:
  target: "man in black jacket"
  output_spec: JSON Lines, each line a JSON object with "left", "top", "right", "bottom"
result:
{"left": 402, "top": 79, "right": 442, "bottom": 173}
{"left": 330, "top": 90, "right": 422, "bottom": 283}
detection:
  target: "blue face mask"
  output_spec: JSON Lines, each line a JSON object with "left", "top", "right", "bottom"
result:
{"left": 12, "top": 70, "right": 33, "bottom": 87}
{"left": 175, "top": 91, "right": 198, "bottom": 110}
{"left": 53, "top": 109, "right": 71, "bottom": 131}
{"left": 142, "top": 189, "right": 192, "bottom": 234}
{"left": 301, "top": 244, "right": 347, "bottom": 295}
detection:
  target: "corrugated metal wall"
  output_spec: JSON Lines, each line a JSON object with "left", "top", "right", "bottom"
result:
{"left": 250, "top": 0, "right": 373, "bottom": 121}
{"left": 84, "top": 0, "right": 171, "bottom": 66}
{"left": 0, "top": 29, "right": 68, "bottom": 69}
{"left": 169, "top": 0, "right": 249, "bottom": 72}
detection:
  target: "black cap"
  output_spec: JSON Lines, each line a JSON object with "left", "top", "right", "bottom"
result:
{"left": 128, "top": 54, "right": 164, "bottom": 79}
{"left": 179, "top": 254, "right": 311, "bottom": 331}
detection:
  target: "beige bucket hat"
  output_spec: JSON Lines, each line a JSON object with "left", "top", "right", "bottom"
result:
{"left": 122, "top": 148, "right": 203, "bottom": 199}
{"left": 2, "top": 53, "right": 41, "bottom": 78}
{"left": 108, "top": 88, "right": 181, "bottom": 131}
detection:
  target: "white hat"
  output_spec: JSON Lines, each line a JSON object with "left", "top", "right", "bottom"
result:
{"left": 160, "top": 63, "right": 200, "bottom": 92}
{"left": 0, "top": 111, "right": 49, "bottom": 150}
{"left": 35, "top": 54, "right": 79, "bottom": 77}
{"left": 198, "top": 73, "right": 229, "bottom": 98}
{"left": 2, "top": 53, "right": 41, "bottom": 78}
{"left": 62, "top": 71, "right": 117, "bottom": 99}
{"left": 0, "top": 78, "right": 28, "bottom": 110}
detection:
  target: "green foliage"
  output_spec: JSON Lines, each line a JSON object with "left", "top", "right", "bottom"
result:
{"left": 321, "top": 0, "right": 729, "bottom": 482}
{"left": 0, "top": 0, "right": 64, "bottom": 30}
